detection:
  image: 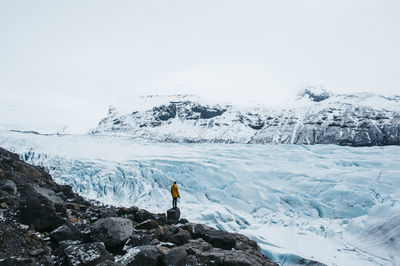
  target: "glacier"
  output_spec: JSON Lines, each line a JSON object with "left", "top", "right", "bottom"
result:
{"left": 0, "top": 130, "right": 399, "bottom": 265}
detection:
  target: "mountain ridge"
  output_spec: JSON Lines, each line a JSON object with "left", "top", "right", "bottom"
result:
{"left": 92, "top": 89, "right": 400, "bottom": 146}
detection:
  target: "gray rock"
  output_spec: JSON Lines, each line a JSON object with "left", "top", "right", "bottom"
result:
{"left": 64, "top": 242, "right": 113, "bottom": 266}
{"left": 92, "top": 217, "right": 134, "bottom": 247}
{"left": 50, "top": 223, "right": 81, "bottom": 243}
{"left": 167, "top": 207, "right": 180, "bottom": 224}
{"left": 0, "top": 179, "right": 17, "bottom": 195}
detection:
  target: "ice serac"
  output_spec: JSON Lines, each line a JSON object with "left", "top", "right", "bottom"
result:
{"left": 92, "top": 90, "right": 400, "bottom": 146}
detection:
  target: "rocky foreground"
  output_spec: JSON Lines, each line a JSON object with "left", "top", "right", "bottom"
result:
{"left": 0, "top": 147, "right": 278, "bottom": 266}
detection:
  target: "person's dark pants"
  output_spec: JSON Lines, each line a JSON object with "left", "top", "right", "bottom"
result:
{"left": 172, "top": 197, "right": 178, "bottom": 208}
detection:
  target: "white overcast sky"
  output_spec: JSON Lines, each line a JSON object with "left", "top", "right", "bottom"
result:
{"left": 1, "top": 0, "right": 400, "bottom": 131}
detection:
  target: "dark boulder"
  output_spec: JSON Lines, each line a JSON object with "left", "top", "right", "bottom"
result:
{"left": 168, "top": 230, "right": 191, "bottom": 245}
{"left": 158, "top": 247, "right": 187, "bottom": 266}
{"left": 192, "top": 224, "right": 236, "bottom": 250}
{"left": 182, "top": 238, "right": 213, "bottom": 254}
{"left": 50, "top": 223, "right": 81, "bottom": 243}
{"left": 91, "top": 217, "right": 133, "bottom": 247}
{"left": 120, "top": 245, "right": 159, "bottom": 266}
{"left": 135, "top": 219, "right": 159, "bottom": 230}
{"left": 133, "top": 208, "right": 157, "bottom": 223}
{"left": 204, "top": 230, "right": 236, "bottom": 250}
{"left": 19, "top": 185, "right": 63, "bottom": 232}
{"left": 64, "top": 242, "right": 113, "bottom": 266}
{"left": 129, "top": 233, "right": 154, "bottom": 246}
{"left": 167, "top": 207, "right": 180, "bottom": 224}
{"left": 0, "top": 179, "right": 17, "bottom": 195}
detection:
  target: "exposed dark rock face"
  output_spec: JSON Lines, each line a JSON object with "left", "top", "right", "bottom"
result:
{"left": 0, "top": 147, "right": 278, "bottom": 265}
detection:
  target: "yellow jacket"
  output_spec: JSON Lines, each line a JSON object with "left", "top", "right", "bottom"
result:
{"left": 171, "top": 183, "right": 179, "bottom": 198}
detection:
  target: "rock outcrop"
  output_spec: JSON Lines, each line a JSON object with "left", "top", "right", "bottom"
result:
{"left": 0, "top": 147, "right": 278, "bottom": 266}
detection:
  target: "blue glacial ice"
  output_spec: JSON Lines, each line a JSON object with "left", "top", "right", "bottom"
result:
{"left": 0, "top": 130, "right": 399, "bottom": 266}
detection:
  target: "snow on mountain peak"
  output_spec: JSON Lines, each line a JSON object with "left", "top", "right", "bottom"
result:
{"left": 94, "top": 90, "right": 400, "bottom": 146}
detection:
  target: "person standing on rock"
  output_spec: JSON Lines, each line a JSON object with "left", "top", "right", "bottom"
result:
{"left": 171, "top": 181, "right": 180, "bottom": 208}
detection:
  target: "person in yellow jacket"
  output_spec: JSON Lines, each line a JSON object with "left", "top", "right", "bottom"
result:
{"left": 171, "top": 181, "right": 180, "bottom": 208}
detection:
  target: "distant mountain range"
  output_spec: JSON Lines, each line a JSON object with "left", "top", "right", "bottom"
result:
{"left": 92, "top": 88, "right": 400, "bottom": 146}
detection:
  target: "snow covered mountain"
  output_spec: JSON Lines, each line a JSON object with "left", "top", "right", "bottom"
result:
{"left": 92, "top": 88, "right": 400, "bottom": 146}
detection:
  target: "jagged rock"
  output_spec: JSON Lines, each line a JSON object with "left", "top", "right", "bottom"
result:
{"left": 19, "top": 185, "right": 63, "bottom": 232}
{"left": 0, "top": 179, "right": 17, "bottom": 195}
{"left": 168, "top": 230, "right": 191, "bottom": 245}
{"left": 64, "top": 242, "right": 113, "bottom": 266}
{"left": 50, "top": 223, "right": 81, "bottom": 243}
{"left": 135, "top": 219, "right": 159, "bottom": 230}
{"left": 167, "top": 207, "right": 181, "bottom": 224}
{"left": 158, "top": 247, "right": 188, "bottom": 266}
{"left": 92, "top": 217, "right": 134, "bottom": 247}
